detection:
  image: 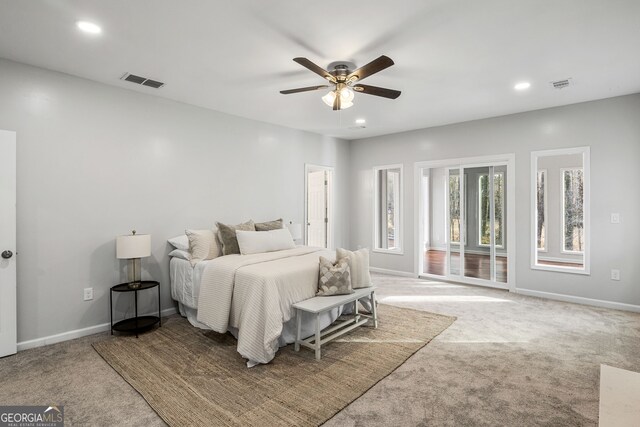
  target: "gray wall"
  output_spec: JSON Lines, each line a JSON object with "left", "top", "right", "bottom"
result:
{"left": 0, "top": 59, "right": 350, "bottom": 343}
{"left": 350, "top": 94, "right": 640, "bottom": 306}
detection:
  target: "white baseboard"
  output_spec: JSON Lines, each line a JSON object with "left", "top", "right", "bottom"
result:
{"left": 17, "top": 306, "right": 177, "bottom": 352}
{"left": 514, "top": 288, "right": 640, "bottom": 313}
{"left": 369, "top": 267, "right": 416, "bottom": 278}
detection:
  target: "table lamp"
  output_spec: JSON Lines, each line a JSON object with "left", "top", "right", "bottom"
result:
{"left": 287, "top": 221, "right": 303, "bottom": 244}
{"left": 116, "top": 230, "right": 151, "bottom": 288}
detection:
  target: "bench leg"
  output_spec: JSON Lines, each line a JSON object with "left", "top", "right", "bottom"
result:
{"left": 315, "top": 313, "right": 321, "bottom": 360}
{"left": 371, "top": 291, "right": 378, "bottom": 328}
{"left": 295, "top": 309, "right": 302, "bottom": 352}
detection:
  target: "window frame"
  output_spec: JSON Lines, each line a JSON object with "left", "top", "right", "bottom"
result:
{"left": 530, "top": 147, "right": 590, "bottom": 275}
{"left": 477, "top": 172, "right": 505, "bottom": 249}
{"left": 373, "top": 164, "right": 404, "bottom": 255}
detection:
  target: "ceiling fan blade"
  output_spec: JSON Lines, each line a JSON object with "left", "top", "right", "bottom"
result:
{"left": 347, "top": 55, "right": 394, "bottom": 82}
{"left": 280, "top": 85, "right": 329, "bottom": 94}
{"left": 333, "top": 92, "right": 341, "bottom": 111}
{"left": 293, "top": 58, "right": 337, "bottom": 83}
{"left": 352, "top": 84, "right": 401, "bottom": 99}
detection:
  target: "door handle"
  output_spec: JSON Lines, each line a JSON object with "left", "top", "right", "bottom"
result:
{"left": 1, "top": 250, "right": 13, "bottom": 259}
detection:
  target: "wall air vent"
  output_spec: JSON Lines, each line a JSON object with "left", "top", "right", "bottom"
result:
{"left": 551, "top": 78, "right": 572, "bottom": 89}
{"left": 120, "top": 73, "right": 165, "bottom": 89}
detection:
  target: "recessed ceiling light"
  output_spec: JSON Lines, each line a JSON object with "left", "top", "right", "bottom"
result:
{"left": 355, "top": 118, "right": 366, "bottom": 125}
{"left": 76, "top": 21, "right": 102, "bottom": 34}
{"left": 514, "top": 82, "right": 531, "bottom": 91}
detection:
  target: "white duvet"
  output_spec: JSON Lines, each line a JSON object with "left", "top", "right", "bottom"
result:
{"left": 197, "top": 246, "right": 333, "bottom": 364}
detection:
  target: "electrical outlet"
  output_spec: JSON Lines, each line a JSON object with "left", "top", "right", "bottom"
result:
{"left": 610, "top": 269, "right": 621, "bottom": 281}
{"left": 83, "top": 287, "right": 93, "bottom": 301}
{"left": 611, "top": 213, "right": 620, "bottom": 224}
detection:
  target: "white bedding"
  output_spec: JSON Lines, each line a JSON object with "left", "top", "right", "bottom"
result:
{"left": 197, "top": 246, "right": 339, "bottom": 364}
{"left": 169, "top": 247, "right": 348, "bottom": 366}
{"left": 169, "top": 257, "right": 211, "bottom": 309}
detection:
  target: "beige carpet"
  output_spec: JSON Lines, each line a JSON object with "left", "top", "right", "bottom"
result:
{"left": 93, "top": 304, "right": 455, "bottom": 427}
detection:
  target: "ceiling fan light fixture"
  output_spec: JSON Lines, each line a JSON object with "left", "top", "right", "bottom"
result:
{"left": 340, "top": 87, "right": 354, "bottom": 103}
{"left": 282, "top": 56, "right": 399, "bottom": 111}
{"left": 321, "top": 88, "right": 354, "bottom": 109}
{"left": 322, "top": 90, "right": 336, "bottom": 107}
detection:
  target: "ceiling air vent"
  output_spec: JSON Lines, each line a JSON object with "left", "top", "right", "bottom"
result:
{"left": 551, "top": 78, "right": 572, "bottom": 90}
{"left": 120, "top": 73, "right": 165, "bottom": 89}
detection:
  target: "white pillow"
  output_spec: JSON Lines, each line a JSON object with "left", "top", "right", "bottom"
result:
{"left": 167, "top": 235, "right": 189, "bottom": 251}
{"left": 185, "top": 229, "right": 221, "bottom": 266}
{"left": 336, "top": 248, "right": 372, "bottom": 289}
{"left": 168, "top": 249, "right": 190, "bottom": 260}
{"left": 236, "top": 229, "right": 295, "bottom": 255}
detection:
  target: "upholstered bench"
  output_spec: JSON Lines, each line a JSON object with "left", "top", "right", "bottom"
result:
{"left": 293, "top": 286, "right": 377, "bottom": 360}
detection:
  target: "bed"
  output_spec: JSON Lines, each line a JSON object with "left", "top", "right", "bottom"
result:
{"left": 169, "top": 246, "right": 348, "bottom": 366}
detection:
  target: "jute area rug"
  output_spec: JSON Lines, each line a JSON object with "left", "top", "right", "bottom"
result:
{"left": 93, "top": 304, "right": 455, "bottom": 427}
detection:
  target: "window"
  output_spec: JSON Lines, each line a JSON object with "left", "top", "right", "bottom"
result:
{"left": 374, "top": 165, "right": 403, "bottom": 253}
{"left": 531, "top": 147, "right": 589, "bottom": 275}
{"left": 448, "top": 173, "right": 460, "bottom": 244}
{"left": 536, "top": 170, "right": 547, "bottom": 251}
{"left": 562, "top": 168, "right": 584, "bottom": 253}
{"left": 478, "top": 172, "right": 504, "bottom": 247}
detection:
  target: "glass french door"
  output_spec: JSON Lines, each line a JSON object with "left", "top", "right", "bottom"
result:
{"left": 443, "top": 163, "right": 508, "bottom": 287}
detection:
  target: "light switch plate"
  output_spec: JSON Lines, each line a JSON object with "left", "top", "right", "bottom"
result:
{"left": 611, "top": 213, "right": 620, "bottom": 224}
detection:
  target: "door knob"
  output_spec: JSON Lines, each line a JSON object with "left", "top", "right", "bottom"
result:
{"left": 1, "top": 250, "right": 13, "bottom": 259}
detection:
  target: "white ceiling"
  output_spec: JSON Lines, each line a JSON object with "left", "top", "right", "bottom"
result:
{"left": 1, "top": 0, "right": 639, "bottom": 140}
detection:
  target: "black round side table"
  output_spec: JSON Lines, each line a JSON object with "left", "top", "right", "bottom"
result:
{"left": 110, "top": 280, "right": 161, "bottom": 338}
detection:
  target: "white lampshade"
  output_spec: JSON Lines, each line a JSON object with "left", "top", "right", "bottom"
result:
{"left": 286, "top": 223, "right": 303, "bottom": 240}
{"left": 116, "top": 234, "right": 151, "bottom": 259}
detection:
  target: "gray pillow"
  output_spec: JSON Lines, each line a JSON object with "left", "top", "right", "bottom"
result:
{"left": 255, "top": 218, "right": 283, "bottom": 231}
{"left": 216, "top": 220, "right": 256, "bottom": 255}
{"left": 317, "top": 256, "right": 353, "bottom": 296}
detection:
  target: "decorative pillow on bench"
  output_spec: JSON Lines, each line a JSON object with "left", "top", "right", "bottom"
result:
{"left": 317, "top": 256, "right": 354, "bottom": 296}
{"left": 336, "top": 248, "right": 372, "bottom": 289}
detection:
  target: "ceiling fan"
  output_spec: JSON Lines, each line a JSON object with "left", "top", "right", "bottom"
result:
{"left": 280, "top": 55, "right": 401, "bottom": 110}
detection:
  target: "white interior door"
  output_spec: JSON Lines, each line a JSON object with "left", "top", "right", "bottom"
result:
{"left": 307, "top": 170, "right": 327, "bottom": 247}
{"left": 0, "top": 130, "right": 17, "bottom": 357}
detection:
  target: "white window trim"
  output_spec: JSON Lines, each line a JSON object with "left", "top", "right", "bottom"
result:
{"left": 530, "top": 147, "right": 590, "bottom": 275}
{"left": 536, "top": 169, "right": 548, "bottom": 253}
{"left": 373, "top": 164, "right": 404, "bottom": 255}
{"left": 477, "top": 172, "right": 505, "bottom": 249}
{"left": 560, "top": 167, "right": 585, "bottom": 255}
